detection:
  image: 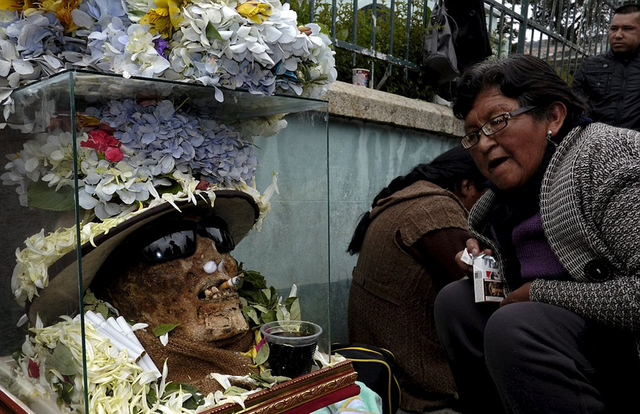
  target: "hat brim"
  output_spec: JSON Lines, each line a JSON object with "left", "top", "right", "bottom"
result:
{"left": 26, "top": 190, "right": 259, "bottom": 325}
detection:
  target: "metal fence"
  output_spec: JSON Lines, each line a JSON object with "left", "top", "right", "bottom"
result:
{"left": 298, "top": 0, "right": 626, "bottom": 88}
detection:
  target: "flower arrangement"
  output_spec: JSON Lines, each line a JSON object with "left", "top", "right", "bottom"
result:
{"left": 0, "top": 314, "right": 252, "bottom": 413}
{"left": 2, "top": 96, "right": 278, "bottom": 306}
{"left": 0, "top": 0, "right": 336, "bottom": 117}
{"left": 0, "top": 1, "right": 337, "bottom": 412}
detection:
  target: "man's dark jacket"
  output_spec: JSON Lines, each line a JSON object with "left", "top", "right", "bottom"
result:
{"left": 572, "top": 49, "right": 640, "bottom": 131}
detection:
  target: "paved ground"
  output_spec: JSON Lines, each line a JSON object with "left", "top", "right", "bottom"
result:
{"left": 399, "top": 407, "right": 461, "bottom": 414}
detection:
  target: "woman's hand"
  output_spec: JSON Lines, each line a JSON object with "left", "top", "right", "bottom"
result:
{"left": 500, "top": 281, "right": 532, "bottom": 307}
{"left": 455, "top": 238, "right": 493, "bottom": 272}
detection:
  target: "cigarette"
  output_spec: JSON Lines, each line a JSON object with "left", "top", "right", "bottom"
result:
{"left": 220, "top": 276, "right": 241, "bottom": 290}
{"left": 85, "top": 311, "right": 145, "bottom": 359}
{"left": 115, "top": 317, "right": 161, "bottom": 379}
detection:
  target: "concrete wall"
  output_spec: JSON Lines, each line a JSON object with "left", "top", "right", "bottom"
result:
{"left": 235, "top": 81, "right": 463, "bottom": 345}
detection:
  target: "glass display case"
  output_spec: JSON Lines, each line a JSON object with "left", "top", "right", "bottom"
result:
{"left": 0, "top": 71, "right": 356, "bottom": 414}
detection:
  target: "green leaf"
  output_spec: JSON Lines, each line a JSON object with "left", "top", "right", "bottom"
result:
{"left": 95, "top": 303, "right": 110, "bottom": 320}
{"left": 83, "top": 290, "right": 98, "bottom": 305}
{"left": 206, "top": 22, "right": 223, "bottom": 41}
{"left": 243, "top": 307, "right": 260, "bottom": 325}
{"left": 27, "top": 181, "right": 75, "bottom": 211}
{"left": 163, "top": 383, "right": 203, "bottom": 409}
{"left": 253, "top": 304, "right": 270, "bottom": 313}
{"left": 285, "top": 297, "right": 301, "bottom": 321}
{"left": 251, "top": 370, "right": 290, "bottom": 386}
{"left": 156, "top": 180, "right": 182, "bottom": 196}
{"left": 59, "top": 381, "right": 75, "bottom": 404}
{"left": 49, "top": 344, "right": 80, "bottom": 376}
{"left": 153, "top": 324, "right": 179, "bottom": 337}
{"left": 262, "top": 310, "right": 277, "bottom": 323}
{"left": 225, "top": 386, "right": 249, "bottom": 396}
{"left": 261, "top": 288, "right": 272, "bottom": 300}
{"left": 146, "top": 387, "right": 158, "bottom": 406}
{"left": 255, "top": 341, "right": 269, "bottom": 365}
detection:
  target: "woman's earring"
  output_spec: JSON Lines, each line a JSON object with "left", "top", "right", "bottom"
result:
{"left": 546, "top": 130, "right": 557, "bottom": 146}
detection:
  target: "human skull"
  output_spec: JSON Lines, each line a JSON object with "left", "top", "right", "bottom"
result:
{"left": 105, "top": 232, "right": 249, "bottom": 343}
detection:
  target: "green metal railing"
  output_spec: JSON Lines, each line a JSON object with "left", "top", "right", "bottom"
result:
{"left": 294, "top": 0, "right": 625, "bottom": 88}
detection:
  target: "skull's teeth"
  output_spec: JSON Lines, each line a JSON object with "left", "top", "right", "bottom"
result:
{"left": 204, "top": 286, "right": 220, "bottom": 299}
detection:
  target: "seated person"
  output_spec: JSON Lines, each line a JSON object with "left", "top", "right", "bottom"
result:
{"left": 347, "top": 146, "right": 486, "bottom": 412}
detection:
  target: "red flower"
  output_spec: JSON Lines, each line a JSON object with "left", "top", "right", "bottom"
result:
{"left": 28, "top": 359, "right": 40, "bottom": 378}
{"left": 196, "top": 180, "right": 211, "bottom": 190}
{"left": 81, "top": 130, "right": 124, "bottom": 162}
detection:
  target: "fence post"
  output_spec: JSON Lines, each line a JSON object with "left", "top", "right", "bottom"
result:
{"left": 517, "top": 0, "right": 530, "bottom": 53}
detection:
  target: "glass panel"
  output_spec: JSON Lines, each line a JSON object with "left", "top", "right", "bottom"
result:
{"left": 0, "top": 71, "right": 329, "bottom": 413}
{"left": 233, "top": 107, "right": 331, "bottom": 353}
{"left": 0, "top": 71, "right": 88, "bottom": 413}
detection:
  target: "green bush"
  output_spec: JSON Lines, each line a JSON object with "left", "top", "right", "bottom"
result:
{"left": 291, "top": 0, "right": 436, "bottom": 101}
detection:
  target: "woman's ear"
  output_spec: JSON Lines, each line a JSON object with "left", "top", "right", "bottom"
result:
{"left": 456, "top": 179, "right": 484, "bottom": 211}
{"left": 548, "top": 102, "right": 568, "bottom": 137}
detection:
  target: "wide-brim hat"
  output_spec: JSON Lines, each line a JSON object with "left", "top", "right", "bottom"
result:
{"left": 26, "top": 190, "right": 259, "bottom": 326}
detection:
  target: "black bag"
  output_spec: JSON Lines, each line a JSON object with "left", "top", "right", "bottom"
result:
{"left": 423, "top": 0, "right": 460, "bottom": 83}
{"left": 332, "top": 343, "right": 401, "bottom": 414}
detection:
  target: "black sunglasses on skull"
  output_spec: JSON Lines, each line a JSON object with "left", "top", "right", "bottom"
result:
{"left": 131, "top": 212, "right": 235, "bottom": 263}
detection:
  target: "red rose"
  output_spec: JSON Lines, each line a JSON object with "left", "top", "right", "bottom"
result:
{"left": 81, "top": 130, "right": 124, "bottom": 162}
{"left": 196, "top": 180, "right": 211, "bottom": 190}
{"left": 28, "top": 359, "right": 40, "bottom": 378}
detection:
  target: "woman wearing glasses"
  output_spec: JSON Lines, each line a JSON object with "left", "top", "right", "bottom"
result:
{"left": 434, "top": 54, "right": 640, "bottom": 414}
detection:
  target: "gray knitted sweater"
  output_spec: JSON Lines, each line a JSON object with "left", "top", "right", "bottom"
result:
{"left": 468, "top": 123, "right": 640, "bottom": 333}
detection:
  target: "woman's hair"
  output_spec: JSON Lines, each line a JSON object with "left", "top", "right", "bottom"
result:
{"left": 452, "top": 54, "right": 588, "bottom": 134}
{"left": 347, "top": 146, "right": 484, "bottom": 255}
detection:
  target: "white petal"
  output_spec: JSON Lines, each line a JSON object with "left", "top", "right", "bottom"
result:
{"left": 0, "top": 59, "right": 11, "bottom": 77}
{"left": 72, "top": 9, "right": 94, "bottom": 29}
{"left": 12, "top": 60, "right": 34, "bottom": 75}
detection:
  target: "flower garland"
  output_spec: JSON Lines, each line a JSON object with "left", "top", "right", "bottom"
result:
{"left": 0, "top": 0, "right": 336, "bottom": 119}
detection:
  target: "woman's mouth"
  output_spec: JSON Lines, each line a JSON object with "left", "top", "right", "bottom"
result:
{"left": 488, "top": 157, "right": 508, "bottom": 170}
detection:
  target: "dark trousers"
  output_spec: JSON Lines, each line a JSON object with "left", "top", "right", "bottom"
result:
{"left": 433, "top": 279, "right": 640, "bottom": 414}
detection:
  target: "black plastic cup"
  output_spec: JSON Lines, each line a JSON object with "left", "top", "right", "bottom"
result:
{"left": 260, "top": 321, "right": 323, "bottom": 378}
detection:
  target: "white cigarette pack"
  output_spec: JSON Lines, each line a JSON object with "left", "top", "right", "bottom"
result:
{"left": 461, "top": 249, "right": 504, "bottom": 303}
{"left": 472, "top": 256, "right": 503, "bottom": 302}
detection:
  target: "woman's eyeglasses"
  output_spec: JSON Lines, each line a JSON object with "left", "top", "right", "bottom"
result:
{"left": 460, "top": 106, "right": 536, "bottom": 149}
{"left": 139, "top": 216, "right": 235, "bottom": 263}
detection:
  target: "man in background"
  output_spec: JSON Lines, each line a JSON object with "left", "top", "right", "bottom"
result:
{"left": 572, "top": 2, "right": 640, "bottom": 130}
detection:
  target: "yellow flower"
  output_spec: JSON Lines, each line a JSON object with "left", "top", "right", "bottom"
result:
{"left": 236, "top": 1, "right": 272, "bottom": 24}
{"left": 76, "top": 113, "right": 101, "bottom": 129}
{"left": 140, "top": 0, "right": 187, "bottom": 39}
{"left": 0, "top": 0, "right": 33, "bottom": 12}
{"left": 40, "top": 0, "right": 82, "bottom": 33}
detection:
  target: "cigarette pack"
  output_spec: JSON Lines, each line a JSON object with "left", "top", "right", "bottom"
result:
{"left": 461, "top": 249, "right": 504, "bottom": 303}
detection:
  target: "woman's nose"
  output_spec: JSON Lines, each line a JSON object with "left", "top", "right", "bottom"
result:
{"left": 474, "top": 131, "right": 497, "bottom": 152}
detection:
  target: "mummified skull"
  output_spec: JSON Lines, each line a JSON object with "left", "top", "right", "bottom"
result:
{"left": 105, "top": 217, "right": 249, "bottom": 343}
